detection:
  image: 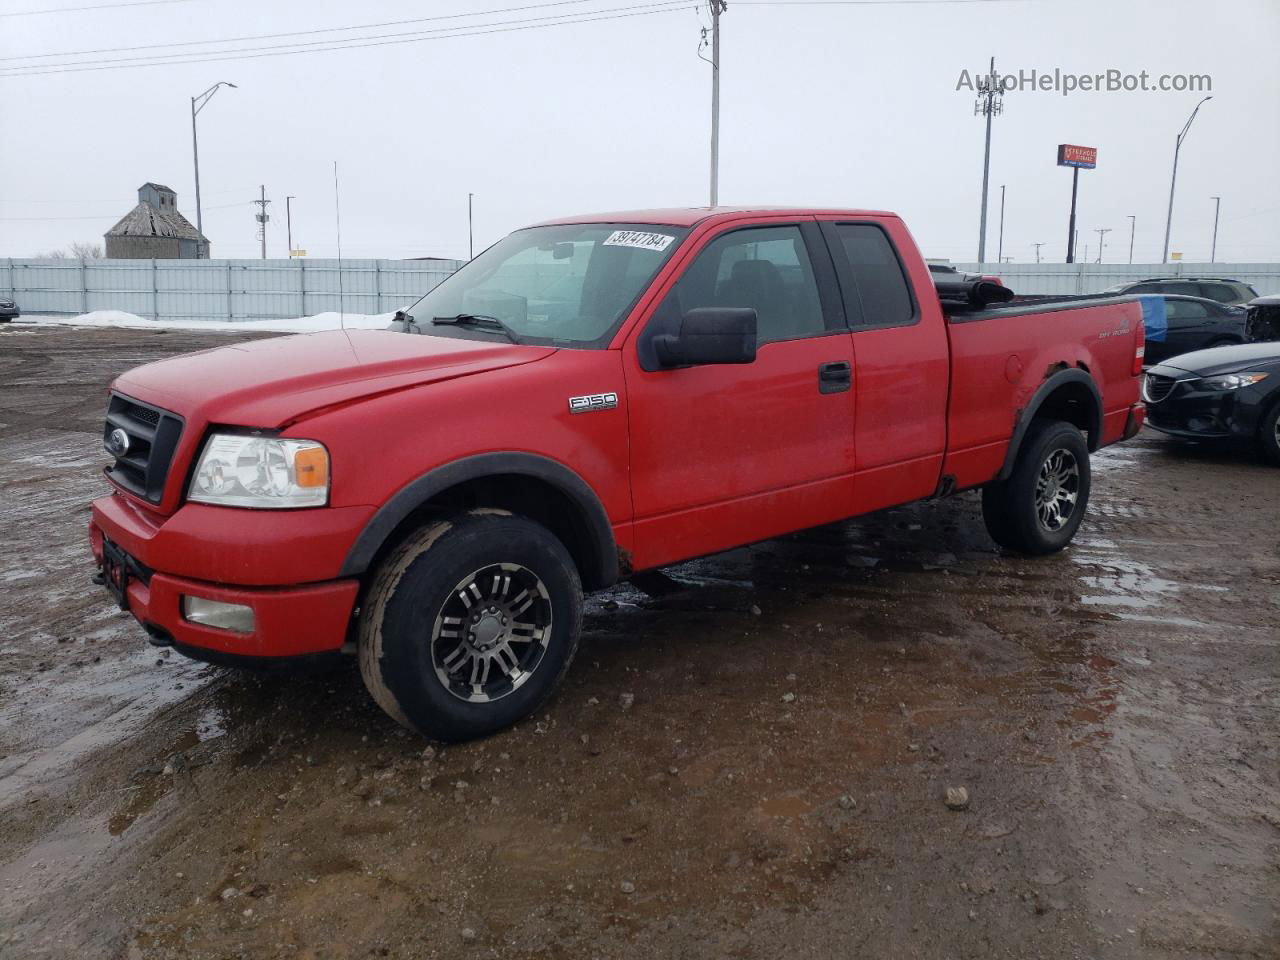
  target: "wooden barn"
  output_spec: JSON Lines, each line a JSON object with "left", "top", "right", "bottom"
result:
{"left": 104, "top": 183, "right": 210, "bottom": 259}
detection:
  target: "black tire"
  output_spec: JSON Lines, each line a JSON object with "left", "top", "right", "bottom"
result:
{"left": 1258, "top": 400, "right": 1280, "bottom": 466}
{"left": 981, "top": 419, "right": 1092, "bottom": 555}
{"left": 358, "top": 511, "right": 582, "bottom": 741}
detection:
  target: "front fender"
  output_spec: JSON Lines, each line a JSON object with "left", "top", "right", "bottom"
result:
{"left": 338, "top": 452, "right": 618, "bottom": 588}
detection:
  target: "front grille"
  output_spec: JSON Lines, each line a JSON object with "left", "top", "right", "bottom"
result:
{"left": 104, "top": 393, "right": 184, "bottom": 504}
{"left": 1142, "top": 374, "right": 1177, "bottom": 404}
{"left": 119, "top": 399, "right": 160, "bottom": 427}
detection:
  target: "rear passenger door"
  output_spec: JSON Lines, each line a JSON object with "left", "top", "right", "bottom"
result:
{"left": 819, "top": 219, "right": 950, "bottom": 513}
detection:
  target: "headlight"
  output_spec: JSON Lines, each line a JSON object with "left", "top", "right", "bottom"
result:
{"left": 188, "top": 434, "right": 329, "bottom": 508}
{"left": 1199, "top": 372, "right": 1269, "bottom": 392}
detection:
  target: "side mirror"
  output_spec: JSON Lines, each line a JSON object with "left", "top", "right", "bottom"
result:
{"left": 653, "top": 307, "right": 757, "bottom": 368}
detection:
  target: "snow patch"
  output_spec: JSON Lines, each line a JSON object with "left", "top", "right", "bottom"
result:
{"left": 18, "top": 310, "right": 397, "bottom": 334}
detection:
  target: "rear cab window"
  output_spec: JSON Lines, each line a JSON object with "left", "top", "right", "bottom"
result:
{"left": 820, "top": 222, "right": 918, "bottom": 329}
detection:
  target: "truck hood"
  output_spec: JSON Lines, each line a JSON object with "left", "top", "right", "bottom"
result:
{"left": 113, "top": 329, "right": 556, "bottom": 428}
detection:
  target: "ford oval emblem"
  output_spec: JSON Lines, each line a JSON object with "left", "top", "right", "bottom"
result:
{"left": 106, "top": 427, "right": 131, "bottom": 458}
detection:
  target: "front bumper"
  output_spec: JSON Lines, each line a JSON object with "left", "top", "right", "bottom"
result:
{"left": 90, "top": 493, "right": 362, "bottom": 659}
{"left": 1144, "top": 388, "right": 1259, "bottom": 440}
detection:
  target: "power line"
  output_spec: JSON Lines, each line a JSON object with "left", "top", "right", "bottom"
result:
{"left": 0, "top": 202, "right": 246, "bottom": 222}
{"left": 0, "top": 0, "right": 612, "bottom": 63}
{"left": 0, "top": 0, "right": 192, "bottom": 17}
{"left": 0, "top": 2, "right": 695, "bottom": 77}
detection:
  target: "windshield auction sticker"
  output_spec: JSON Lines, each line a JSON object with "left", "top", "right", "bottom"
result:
{"left": 603, "top": 230, "right": 675, "bottom": 252}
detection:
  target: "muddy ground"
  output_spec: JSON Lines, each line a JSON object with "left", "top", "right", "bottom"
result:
{"left": 0, "top": 324, "right": 1276, "bottom": 960}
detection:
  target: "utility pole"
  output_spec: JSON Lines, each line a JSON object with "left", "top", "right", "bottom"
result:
{"left": 468, "top": 192, "right": 474, "bottom": 260}
{"left": 1209, "top": 196, "right": 1221, "bottom": 262}
{"left": 190, "top": 81, "right": 237, "bottom": 238}
{"left": 973, "top": 57, "right": 1005, "bottom": 263}
{"left": 1127, "top": 215, "right": 1135, "bottom": 264}
{"left": 286, "top": 196, "right": 296, "bottom": 257}
{"left": 1095, "top": 227, "right": 1111, "bottom": 263}
{"left": 997, "top": 184, "right": 1006, "bottom": 264}
{"left": 253, "top": 186, "right": 271, "bottom": 260}
{"left": 1162, "top": 96, "right": 1213, "bottom": 263}
{"left": 707, "top": 0, "right": 727, "bottom": 207}
{"left": 1083, "top": 243, "right": 1089, "bottom": 264}
{"left": 1032, "top": 242, "right": 1045, "bottom": 263}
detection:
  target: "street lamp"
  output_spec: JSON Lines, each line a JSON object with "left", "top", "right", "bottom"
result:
{"left": 1161, "top": 95, "right": 1212, "bottom": 264}
{"left": 1210, "top": 196, "right": 1221, "bottom": 263}
{"left": 190, "top": 81, "right": 238, "bottom": 238}
{"left": 1127, "top": 215, "right": 1136, "bottom": 264}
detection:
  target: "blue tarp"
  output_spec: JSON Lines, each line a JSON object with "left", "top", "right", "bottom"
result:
{"left": 1138, "top": 294, "right": 1167, "bottom": 343}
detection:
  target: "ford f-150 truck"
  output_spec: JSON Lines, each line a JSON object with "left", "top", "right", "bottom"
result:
{"left": 90, "top": 207, "right": 1145, "bottom": 740}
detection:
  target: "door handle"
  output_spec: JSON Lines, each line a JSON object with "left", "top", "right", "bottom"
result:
{"left": 818, "top": 361, "right": 852, "bottom": 394}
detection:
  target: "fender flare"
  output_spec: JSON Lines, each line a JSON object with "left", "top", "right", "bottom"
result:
{"left": 338, "top": 452, "right": 619, "bottom": 588}
{"left": 997, "top": 368, "right": 1103, "bottom": 482}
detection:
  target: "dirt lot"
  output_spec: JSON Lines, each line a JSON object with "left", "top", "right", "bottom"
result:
{"left": 0, "top": 324, "right": 1277, "bottom": 960}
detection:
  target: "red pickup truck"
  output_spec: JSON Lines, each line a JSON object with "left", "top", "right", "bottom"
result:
{"left": 90, "top": 207, "right": 1145, "bottom": 740}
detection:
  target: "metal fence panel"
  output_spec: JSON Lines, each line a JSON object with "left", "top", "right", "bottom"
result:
{"left": 3, "top": 257, "right": 465, "bottom": 323}
{"left": 8, "top": 257, "right": 1277, "bottom": 323}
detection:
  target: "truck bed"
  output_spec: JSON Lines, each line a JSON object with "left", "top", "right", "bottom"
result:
{"left": 941, "top": 295, "right": 1144, "bottom": 489}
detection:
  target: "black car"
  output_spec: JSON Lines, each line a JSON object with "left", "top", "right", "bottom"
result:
{"left": 1143, "top": 342, "right": 1280, "bottom": 464}
{"left": 1143, "top": 295, "right": 1248, "bottom": 365}
{"left": 0, "top": 297, "right": 19, "bottom": 321}
{"left": 1103, "top": 277, "right": 1259, "bottom": 306}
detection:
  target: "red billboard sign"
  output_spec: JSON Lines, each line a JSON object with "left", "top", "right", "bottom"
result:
{"left": 1057, "top": 144, "right": 1097, "bottom": 169}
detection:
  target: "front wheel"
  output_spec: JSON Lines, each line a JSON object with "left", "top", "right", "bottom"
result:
{"left": 1258, "top": 401, "right": 1280, "bottom": 466}
{"left": 982, "top": 419, "right": 1092, "bottom": 555}
{"left": 358, "top": 512, "right": 583, "bottom": 741}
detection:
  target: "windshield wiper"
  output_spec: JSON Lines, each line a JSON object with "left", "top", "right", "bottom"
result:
{"left": 431, "top": 313, "right": 523, "bottom": 344}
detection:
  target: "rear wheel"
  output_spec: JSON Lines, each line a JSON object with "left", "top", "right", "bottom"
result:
{"left": 982, "top": 419, "right": 1091, "bottom": 555}
{"left": 358, "top": 512, "right": 582, "bottom": 741}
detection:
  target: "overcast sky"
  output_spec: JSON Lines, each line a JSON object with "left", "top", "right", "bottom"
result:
{"left": 1, "top": 0, "right": 1277, "bottom": 265}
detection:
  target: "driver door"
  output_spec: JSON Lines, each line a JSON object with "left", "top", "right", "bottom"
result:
{"left": 622, "top": 219, "right": 856, "bottom": 570}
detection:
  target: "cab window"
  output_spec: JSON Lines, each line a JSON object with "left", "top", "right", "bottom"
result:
{"left": 660, "top": 225, "right": 828, "bottom": 345}
{"left": 830, "top": 223, "right": 916, "bottom": 328}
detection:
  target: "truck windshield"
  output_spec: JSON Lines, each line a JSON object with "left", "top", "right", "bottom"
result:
{"left": 400, "top": 223, "right": 688, "bottom": 347}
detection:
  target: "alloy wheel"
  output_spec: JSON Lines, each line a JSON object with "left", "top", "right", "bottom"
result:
{"left": 430, "top": 563, "right": 553, "bottom": 703}
{"left": 1035, "top": 448, "right": 1080, "bottom": 532}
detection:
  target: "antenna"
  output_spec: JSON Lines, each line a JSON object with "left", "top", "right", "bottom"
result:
{"left": 333, "top": 160, "right": 344, "bottom": 331}
{"left": 973, "top": 57, "right": 1006, "bottom": 263}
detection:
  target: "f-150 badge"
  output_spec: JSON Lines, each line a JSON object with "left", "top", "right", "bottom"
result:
{"left": 568, "top": 392, "right": 619, "bottom": 414}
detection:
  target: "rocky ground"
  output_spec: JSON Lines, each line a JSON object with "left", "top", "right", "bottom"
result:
{"left": 0, "top": 324, "right": 1277, "bottom": 960}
